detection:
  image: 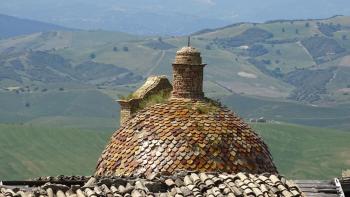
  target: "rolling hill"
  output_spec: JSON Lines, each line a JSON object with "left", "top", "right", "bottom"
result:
{"left": 1, "top": 16, "right": 350, "bottom": 130}
{"left": 0, "top": 14, "right": 69, "bottom": 39}
{"left": 0, "top": 123, "right": 348, "bottom": 180}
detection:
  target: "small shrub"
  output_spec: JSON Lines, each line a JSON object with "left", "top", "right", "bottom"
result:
{"left": 113, "top": 47, "right": 118, "bottom": 52}
{"left": 90, "top": 53, "right": 96, "bottom": 59}
{"left": 276, "top": 49, "right": 282, "bottom": 55}
{"left": 138, "top": 90, "right": 170, "bottom": 110}
{"left": 305, "top": 22, "right": 310, "bottom": 28}
{"left": 262, "top": 59, "right": 271, "bottom": 65}
{"left": 25, "top": 102, "right": 30, "bottom": 108}
{"left": 118, "top": 93, "right": 134, "bottom": 100}
{"left": 123, "top": 46, "right": 129, "bottom": 52}
{"left": 194, "top": 102, "right": 220, "bottom": 114}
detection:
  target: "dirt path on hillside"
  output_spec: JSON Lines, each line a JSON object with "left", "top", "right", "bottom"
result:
{"left": 297, "top": 41, "right": 315, "bottom": 63}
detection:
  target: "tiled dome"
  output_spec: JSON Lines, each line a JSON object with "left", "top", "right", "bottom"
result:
{"left": 95, "top": 98, "right": 277, "bottom": 177}
{"left": 95, "top": 45, "right": 277, "bottom": 177}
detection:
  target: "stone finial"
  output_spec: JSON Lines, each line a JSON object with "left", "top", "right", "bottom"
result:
{"left": 173, "top": 46, "right": 202, "bottom": 65}
{"left": 172, "top": 46, "right": 206, "bottom": 99}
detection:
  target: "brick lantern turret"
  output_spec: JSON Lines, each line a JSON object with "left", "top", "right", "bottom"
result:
{"left": 171, "top": 46, "right": 206, "bottom": 99}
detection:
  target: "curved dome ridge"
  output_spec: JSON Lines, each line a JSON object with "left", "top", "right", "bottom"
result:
{"left": 95, "top": 99, "right": 277, "bottom": 177}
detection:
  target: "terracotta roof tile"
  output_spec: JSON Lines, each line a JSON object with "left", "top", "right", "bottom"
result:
{"left": 0, "top": 172, "right": 308, "bottom": 197}
{"left": 96, "top": 99, "right": 277, "bottom": 177}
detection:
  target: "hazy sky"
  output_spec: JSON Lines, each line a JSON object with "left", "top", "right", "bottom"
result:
{"left": 1, "top": 0, "right": 349, "bottom": 35}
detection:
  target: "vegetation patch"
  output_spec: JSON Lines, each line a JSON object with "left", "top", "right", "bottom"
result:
{"left": 137, "top": 90, "right": 170, "bottom": 111}
{"left": 184, "top": 98, "right": 222, "bottom": 114}
{"left": 283, "top": 68, "right": 335, "bottom": 103}
{"left": 215, "top": 28, "right": 273, "bottom": 48}
{"left": 301, "top": 36, "right": 345, "bottom": 64}
{"left": 317, "top": 23, "right": 342, "bottom": 37}
{"left": 0, "top": 51, "right": 142, "bottom": 85}
{"left": 248, "top": 59, "right": 283, "bottom": 78}
{"left": 246, "top": 44, "right": 269, "bottom": 57}
{"left": 143, "top": 39, "right": 176, "bottom": 50}
{"left": 74, "top": 61, "right": 142, "bottom": 85}
{"left": 118, "top": 92, "right": 135, "bottom": 100}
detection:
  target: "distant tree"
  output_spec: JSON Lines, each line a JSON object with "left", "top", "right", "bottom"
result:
{"left": 123, "top": 46, "right": 129, "bottom": 52}
{"left": 282, "top": 28, "right": 285, "bottom": 33}
{"left": 90, "top": 53, "right": 96, "bottom": 59}
{"left": 25, "top": 102, "right": 30, "bottom": 108}
{"left": 290, "top": 21, "right": 294, "bottom": 24}
{"left": 276, "top": 49, "right": 282, "bottom": 55}
{"left": 235, "top": 57, "right": 238, "bottom": 62}
{"left": 274, "top": 67, "right": 281, "bottom": 73}
{"left": 347, "top": 84, "right": 350, "bottom": 88}
{"left": 59, "top": 87, "right": 64, "bottom": 91}
{"left": 263, "top": 59, "right": 271, "bottom": 64}
{"left": 41, "top": 88, "right": 48, "bottom": 92}
{"left": 295, "top": 29, "right": 299, "bottom": 34}
{"left": 305, "top": 22, "right": 310, "bottom": 28}
{"left": 113, "top": 46, "right": 118, "bottom": 52}
{"left": 205, "top": 45, "right": 211, "bottom": 50}
{"left": 253, "top": 23, "right": 257, "bottom": 26}
{"left": 275, "top": 60, "right": 280, "bottom": 64}
{"left": 342, "top": 35, "right": 347, "bottom": 40}
{"left": 158, "top": 37, "right": 163, "bottom": 42}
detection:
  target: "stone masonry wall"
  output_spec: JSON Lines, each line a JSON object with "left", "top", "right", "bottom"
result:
{"left": 172, "top": 64, "right": 205, "bottom": 99}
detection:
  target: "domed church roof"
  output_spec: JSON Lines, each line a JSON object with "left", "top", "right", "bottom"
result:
{"left": 95, "top": 45, "right": 277, "bottom": 177}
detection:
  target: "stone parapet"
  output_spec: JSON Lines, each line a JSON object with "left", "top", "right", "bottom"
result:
{"left": 117, "top": 76, "right": 172, "bottom": 125}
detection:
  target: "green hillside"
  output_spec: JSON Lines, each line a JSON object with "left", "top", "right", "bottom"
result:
{"left": 252, "top": 123, "right": 350, "bottom": 179}
{"left": 2, "top": 16, "right": 350, "bottom": 104}
{"left": 0, "top": 87, "right": 121, "bottom": 131}
{"left": 0, "top": 123, "right": 348, "bottom": 180}
{"left": 0, "top": 124, "right": 112, "bottom": 180}
{"left": 1, "top": 16, "right": 350, "bottom": 133}
{"left": 223, "top": 93, "right": 350, "bottom": 129}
